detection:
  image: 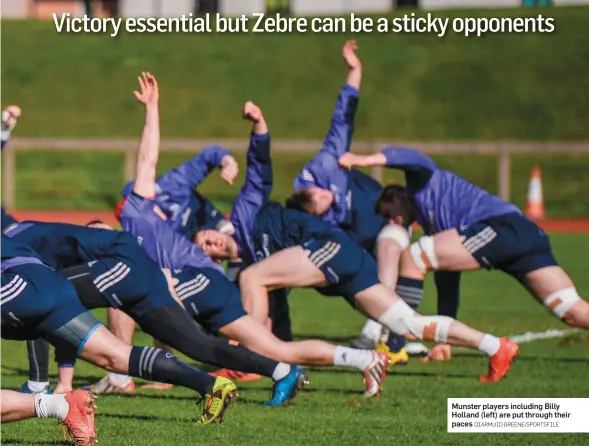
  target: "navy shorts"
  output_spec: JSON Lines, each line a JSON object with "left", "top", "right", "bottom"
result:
{"left": 302, "top": 232, "right": 379, "bottom": 306}
{"left": 1, "top": 263, "right": 101, "bottom": 354}
{"left": 174, "top": 267, "right": 247, "bottom": 333}
{"left": 84, "top": 244, "right": 174, "bottom": 317}
{"left": 458, "top": 213, "right": 558, "bottom": 282}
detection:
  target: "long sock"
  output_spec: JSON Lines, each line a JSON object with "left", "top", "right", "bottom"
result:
{"left": 478, "top": 334, "right": 501, "bottom": 356}
{"left": 269, "top": 288, "right": 293, "bottom": 342}
{"left": 27, "top": 339, "right": 50, "bottom": 383}
{"left": 386, "top": 280, "right": 423, "bottom": 353}
{"left": 396, "top": 277, "right": 424, "bottom": 309}
{"left": 107, "top": 372, "right": 131, "bottom": 384}
{"left": 385, "top": 332, "right": 405, "bottom": 353}
{"left": 360, "top": 319, "right": 383, "bottom": 342}
{"left": 34, "top": 394, "right": 69, "bottom": 422}
{"left": 333, "top": 346, "right": 373, "bottom": 370}
{"left": 128, "top": 346, "right": 215, "bottom": 397}
{"left": 137, "top": 303, "right": 280, "bottom": 379}
{"left": 271, "top": 363, "right": 291, "bottom": 381}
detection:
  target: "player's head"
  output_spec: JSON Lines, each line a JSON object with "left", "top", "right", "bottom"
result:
{"left": 286, "top": 187, "right": 334, "bottom": 216}
{"left": 374, "top": 185, "right": 415, "bottom": 226}
{"left": 195, "top": 229, "right": 237, "bottom": 260}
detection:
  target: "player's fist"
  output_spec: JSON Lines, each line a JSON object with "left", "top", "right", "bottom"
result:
{"left": 338, "top": 152, "right": 361, "bottom": 170}
{"left": 420, "top": 344, "right": 452, "bottom": 363}
{"left": 4, "top": 105, "right": 21, "bottom": 119}
{"left": 243, "top": 101, "right": 263, "bottom": 123}
{"left": 133, "top": 72, "right": 159, "bottom": 107}
{"left": 220, "top": 155, "right": 239, "bottom": 185}
{"left": 342, "top": 40, "right": 361, "bottom": 69}
{"left": 2, "top": 105, "right": 21, "bottom": 129}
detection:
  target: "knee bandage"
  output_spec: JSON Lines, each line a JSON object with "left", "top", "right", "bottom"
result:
{"left": 377, "top": 300, "right": 453, "bottom": 343}
{"left": 409, "top": 236, "right": 439, "bottom": 273}
{"left": 376, "top": 224, "right": 411, "bottom": 250}
{"left": 544, "top": 287, "right": 581, "bottom": 319}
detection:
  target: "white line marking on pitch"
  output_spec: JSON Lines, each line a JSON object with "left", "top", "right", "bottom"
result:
{"left": 406, "top": 328, "right": 579, "bottom": 355}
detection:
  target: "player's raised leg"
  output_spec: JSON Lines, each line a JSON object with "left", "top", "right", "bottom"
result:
{"left": 395, "top": 229, "right": 519, "bottom": 380}
{"left": 0, "top": 389, "right": 97, "bottom": 446}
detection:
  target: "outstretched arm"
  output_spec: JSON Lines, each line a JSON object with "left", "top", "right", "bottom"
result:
{"left": 232, "top": 101, "right": 271, "bottom": 215}
{"left": 132, "top": 72, "right": 160, "bottom": 199}
{"left": 229, "top": 102, "right": 271, "bottom": 261}
{"left": 315, "top": 41, "right": 362, "bottom": 160}
{"left": 339, "top": 147, "right": 437, "bottom": 190}
{"left": 157, "top": 145, "right": 239, "bottom": 194}
{"left": 293, "top": 41, "right": 361, "bottom": 192}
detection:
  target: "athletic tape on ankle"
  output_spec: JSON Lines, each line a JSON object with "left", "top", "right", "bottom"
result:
{"left": 543, "top": 287, "right": 581, "bottom": 319}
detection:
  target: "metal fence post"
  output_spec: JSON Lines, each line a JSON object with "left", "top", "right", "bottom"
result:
{"left": 2, "top": 146, "right": 15, "bottom": 209}
{"left": 498, "top": 147, "right": 511, "bottom": 202}
{"left": 124, "top": 147, "right": 136, "bottom": 182}
{"left": 371, "top": 141, "right": 383, "bottom": 183}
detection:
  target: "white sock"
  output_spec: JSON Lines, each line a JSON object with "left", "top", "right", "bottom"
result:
{"left": 478, "top": 334, "right": 501, "bottom": 356}
{"left": 107, "top": 372, "right": 131, "bottom": 384}
{"left": 34, "top": 394, "right": 69, "bottom": 422}
{"left": 271, "top": 363, "right": 291, "bottom": 381}
{"left": 360, "top": 319, "right": 383, "bottom": 342}
{"left": 27, "top": 380, "right": 50, "bottom": 393}
{"left": 378, "top": 328, "right": 390, "bottom": 343}
{"left": 333, "top": 346, "right": 374, "bottom": 371}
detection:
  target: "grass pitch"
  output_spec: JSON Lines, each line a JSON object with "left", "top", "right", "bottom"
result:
{"left": 1, "top": 234, "right": 588, "bottom": 445}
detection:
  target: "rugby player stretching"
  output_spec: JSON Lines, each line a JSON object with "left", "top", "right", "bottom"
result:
{"left": 338, "top": 147, "right": 588, "bottom": 366}
{"left": 196, "top": 109, "right": 518, "bottom": 383}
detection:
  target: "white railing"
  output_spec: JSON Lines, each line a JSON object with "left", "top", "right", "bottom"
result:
{"left": 2, "top": 138, "right": 588, "bottom": 208}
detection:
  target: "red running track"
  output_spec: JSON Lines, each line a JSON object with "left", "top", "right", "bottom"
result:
{"left": 9, "top": 210, "right": 589, "bottom": 234}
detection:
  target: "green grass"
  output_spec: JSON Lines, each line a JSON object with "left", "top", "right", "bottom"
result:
{"left": 2, "top": 234, "right": 588, "bottom": 445}
{"left": 2, "top": 7, "right": 589, "bottom": 140}
{"left": 8, "top": 150, "right": 589, "bottom": 217}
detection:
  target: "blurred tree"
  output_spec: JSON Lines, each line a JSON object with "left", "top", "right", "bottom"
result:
{"left": 195, "top": 0, "right": 219, "bottom": 13}
{"left": 267, "top": 0, "right": 290, "bottom": 14}
{"left": 83, "top": 0, "right": 93, "bottom": 17}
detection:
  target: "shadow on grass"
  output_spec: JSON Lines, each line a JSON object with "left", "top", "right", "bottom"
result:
{"left": 2, "top": 441, "right": 71, "bottom": 445}
{"left": 452, "top": 352, "right": 589, "bottom": 363}
{"left": 292, "top": 334, "right": 355, "bottom": 343}
{"left": 97, "top": 392, "right": 265, "bottom": 406}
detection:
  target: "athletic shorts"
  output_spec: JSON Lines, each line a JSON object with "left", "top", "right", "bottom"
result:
{"left": 174, "top": 267, "right": 246, "bottom": 333}
{"left": 82, "top": 246, "right": 174, "bottom": 317}
{"left": 302, "top": 232, "right": 379, "bottom": 306}
{"left": 1, "top": 263, "right": 101, "bottom": 355}
{"left": 458, "top": 213, "right": 558, "bottom": 282}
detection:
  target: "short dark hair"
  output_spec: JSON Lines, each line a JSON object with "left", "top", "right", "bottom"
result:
{"left": 375, "top": 185, "right": 414, "bottom": 224}
{"left": 86, "top": 219, "right": 104, "bottom": 226}
{"left": 285, "top": 190, "right": 313, "bottom": 213}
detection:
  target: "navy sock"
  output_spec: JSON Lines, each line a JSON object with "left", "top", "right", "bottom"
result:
{"left": 269, "top": 288, "right": 293, "bottom": 342}
{"left": 27, "top": 339, "right": 50, "bottom": 382}
{"left": 128, "top": 346, "right": 215, "bottom": 396}
{"left": 396, "top": 277, "right": 424, "bottom": 309}
{"left": 387, "top": 277, "right": 424, "bottom": 353}
{"left": 386, "top": 333, "right": 405, "bottom": 353}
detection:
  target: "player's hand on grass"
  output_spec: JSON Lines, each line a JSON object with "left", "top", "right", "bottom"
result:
{"left": 133, "top": 72, "right": 159, "bottom": 107}
{"left": 243, "top": 101, "right": 263, "bottom": 123}
{"left": 420, "top": 344, "right": 452, "bottom": 363}
{"left": 342, "top": 40, "right": 361, "bottom": 70}
{"left": 220, "top": 155, "right": 239, "bottom": 186}
{"left": 338, "top": 152, "right": 363, "bottom": 170}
